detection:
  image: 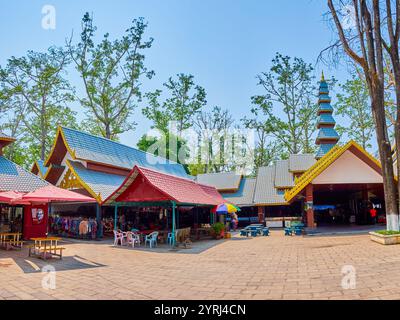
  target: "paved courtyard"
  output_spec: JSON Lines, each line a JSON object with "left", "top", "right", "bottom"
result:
{"left": 1, "top": 231, "right": 400, "bottom": 300}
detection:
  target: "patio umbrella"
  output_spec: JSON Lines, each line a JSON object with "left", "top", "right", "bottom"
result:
{"left": 214, "top": 203, "right": 241, "bottom": 214}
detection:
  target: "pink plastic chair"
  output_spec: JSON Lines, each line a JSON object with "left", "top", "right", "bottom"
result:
{"left": 126, "top": 232, "right": 140, "bottom": 248}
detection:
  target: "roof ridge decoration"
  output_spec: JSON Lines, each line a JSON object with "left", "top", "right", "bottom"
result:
{"left": 285, "top": 140, "right": 383, "bottom": 202}
{"left": 315, "top": 73, "right": 339, "bottom": 159}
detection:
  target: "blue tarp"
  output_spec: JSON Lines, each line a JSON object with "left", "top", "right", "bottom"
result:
{"left": 313, "top": 205, "right": 335, "bottom": 210}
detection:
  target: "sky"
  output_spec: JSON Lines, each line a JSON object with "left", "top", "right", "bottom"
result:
{"left": 0, "top": 0, "right": 352, "bottom": 148}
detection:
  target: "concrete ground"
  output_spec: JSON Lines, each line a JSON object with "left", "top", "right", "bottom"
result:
{"left": 1, "top": 230, "right": 400, "bottom": 300}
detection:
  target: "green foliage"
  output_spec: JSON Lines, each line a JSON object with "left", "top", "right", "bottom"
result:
{"left": 376, "top": 230, "right": 400, "bottom": 236}
{"left": 211, "top": 222, "right": 225, "bottom": 235}
{"left": 0, "top": 46, "right": 77, "bottom": 166}
{"left": 136, "top": 132, "right": 190, "bottom": 171}
{"left": 68, "top": 12, "right": 154, "bottom": 140}
{"left": 242, "top": 53, "right": 318, "bottom": 171}
{"left": 143, "top": 74, "right": 206, "bottom": 135}
{"left": 335, "top": 76, "right": 375, "bottom": 151}
{"left": 193, "top": 106, "right": 235, "bottom": 173}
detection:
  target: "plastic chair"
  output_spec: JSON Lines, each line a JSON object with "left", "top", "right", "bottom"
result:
{"left": 284, "top": 228, "right": 292, "bottom": 236}
{"left": 126, "top": 232, "right": 141, "bottom": 247}
{"left": 167, "top": 231, "right": 177, "bottom": 246}
{"left": 113, "top": 230, "right": 124, "bottom": 246}
{"left": 145, "top": 232, "right": 159, "bottom": 248}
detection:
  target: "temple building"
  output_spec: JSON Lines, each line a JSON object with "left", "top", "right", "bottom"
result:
{"left": 32, "top": 127, "right": 221, "bottom": 239}
{"left": 198, "top": 74, "right": 386, "bottom": 229}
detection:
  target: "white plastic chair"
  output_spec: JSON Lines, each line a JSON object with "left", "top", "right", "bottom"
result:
{"left": 113, "top": 230, "right": 124, "bottom": 246}
{"left": 126, "top": 232, "right": 141, "bottom": 248}
{"left": 145, "top": 232, "right": 159, "bottom": 248}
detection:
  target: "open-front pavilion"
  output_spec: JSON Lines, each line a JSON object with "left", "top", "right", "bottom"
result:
{"left": 103, "top": 166, "right": 225, "bottom": 246}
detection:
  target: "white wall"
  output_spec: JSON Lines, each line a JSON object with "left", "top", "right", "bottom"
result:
{"left": 312, "top": 150, "right": 383, "bottom": 184}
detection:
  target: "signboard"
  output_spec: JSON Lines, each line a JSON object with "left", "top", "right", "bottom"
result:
{"left": 31, "top": 208, "right": 45, "bottom": 225}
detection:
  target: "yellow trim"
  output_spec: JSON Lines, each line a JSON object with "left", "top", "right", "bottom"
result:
{"left": 65, "top": 160, "right": 102, "bottom": 203}
{"left": 0, "top": 137, "right": 16, "bottom": 142}
{"left": 42, "top": 163, "right": 60, "bottom": 181}
{"left": 44, "top": 126, "right": 76, "bottom": 167}
{"left": 284, "top": 140, "right": 383, "bottom": 203}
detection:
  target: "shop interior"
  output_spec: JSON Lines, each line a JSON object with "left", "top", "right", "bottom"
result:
{"left": 313, "top": 183, "right": 385, "bottom": 226}
{"left": 0, "top": 204, "right": 23, "bottom": 233}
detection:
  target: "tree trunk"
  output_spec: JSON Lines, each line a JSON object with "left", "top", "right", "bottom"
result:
{"left": 371, "top": 90, "right": 399, "bottom": 230}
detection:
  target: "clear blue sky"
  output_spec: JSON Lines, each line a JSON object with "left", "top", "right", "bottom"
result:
{"left": 0, "top": 0, "right": 351, "bottom": 147}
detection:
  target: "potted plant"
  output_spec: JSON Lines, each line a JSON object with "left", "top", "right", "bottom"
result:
{"left": 370, "top": 230, "right": 400, "bottom": 245}
{"left": 211, "top": 222, "right": 225, "bottom": 240}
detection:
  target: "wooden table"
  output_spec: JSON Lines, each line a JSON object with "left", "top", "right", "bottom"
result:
{"left": 0, "top": 232, "right": 23, "bottom": 250}
{"left": 29, "top": 237, "right": 65, "bottom": 260}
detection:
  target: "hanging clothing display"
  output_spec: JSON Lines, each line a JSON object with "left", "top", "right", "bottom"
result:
{"left": 48, "top": 216, "right": 98, "bottom": 239}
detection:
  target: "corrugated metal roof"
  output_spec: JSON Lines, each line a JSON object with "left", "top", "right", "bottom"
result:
{"left": 69, "top": 160, "right": 125, "bottom": 201}
{"left": 318, "top": 113, "right": 336, "bottom": 125}
{"left": 196, "top": 172, "right": 242, "bottom": 190}
{"left": 61, "top": 127, "right": 188, "bottom": 178}
{"left": 0, "top": 156, "right": 49, "bottom": 192}
{"left": 316, "top": 128, "right": 340, "bottom": 140}
{"left": 222, "top": 178, "right": 256, "bottom": 207}
{"left": 274, "top": 160, "right": 294, "bottom": 188}
{"left": 289, "top": 154, "right": 316, "bottom": 172}
{"left": 253, "top": 166, "right": 286, "bottom": 205}
{"left": 104, "top": 166, "right": 225, "bottom": 206}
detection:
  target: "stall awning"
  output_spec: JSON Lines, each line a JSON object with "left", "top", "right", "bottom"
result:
{"left": 12, "top": 185, "right": 97, "bottom": 204}
{"left": 0, "top": 191, "right": 29, "bottom": 204}
{"left": 103, "top": 166, "right": 225, "bottom": 206}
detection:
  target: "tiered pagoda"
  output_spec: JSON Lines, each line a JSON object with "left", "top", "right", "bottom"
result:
{"left": 315, "top": 72, "right": 340, "bottom": 159}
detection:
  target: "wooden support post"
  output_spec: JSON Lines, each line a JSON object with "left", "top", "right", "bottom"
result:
{"left": 305, "top": 184, "right": 315, "bottom": 229}
{"left": 258, "top": 206, "right": 265, "bottom": 225}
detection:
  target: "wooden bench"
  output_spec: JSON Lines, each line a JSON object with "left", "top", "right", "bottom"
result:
{"left": 29, "top": 237, "right": 65, "bottom": 260}
{"left": 0, "top": 233, "right": 23, "bottom": 250}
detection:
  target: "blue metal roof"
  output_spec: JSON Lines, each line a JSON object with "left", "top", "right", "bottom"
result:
{"left": 317, "top": 128, "right": 340, "bottom": 140}
{"left": 61, "top": 127, "right": 188, "bottom": 178}
{"left": 318, "top": 94, "right": 331, "bottom": 102}
{"left": 0, "top": 156, "right": 49, "bottom": 192}
{"left": 318, "top": 114, "right": 336, "bottom": 125}
{"left": 68, "top": 160, "right": 126, "bottom": 201}
{"left": 316, "top": 144, "right": 337, "bottom": 159}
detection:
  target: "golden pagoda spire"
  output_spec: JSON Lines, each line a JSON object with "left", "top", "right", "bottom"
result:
{"left": 321, "top": 70, "right": 325, "bottom": 81}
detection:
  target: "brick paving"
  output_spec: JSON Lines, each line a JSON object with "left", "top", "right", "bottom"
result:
{"left": 1, "top": 231, "right": 400, "bottom": 300}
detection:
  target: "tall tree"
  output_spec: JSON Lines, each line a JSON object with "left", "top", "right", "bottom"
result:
{"left": 251, "top": 53, "right": 318, "bottom": 156}
{"left": 68, "top": 13, "right": 154, "bottom": 140}
{"left": 335, "top": 75, "right": 375, "bottom": 150}
{"left": 241, "top": 112, "right": 283, "bottom": 172}
{"left": 193, "top": 106, "right": 234, "bottom": 173}
{"left": 143, "top": 74, "right": 207, "bottom": 136}
{"left": 0, "top": 47, "right": 77, "bottom": 164}
{"left": 327, "top": 0, "right": 399, "bottom": 230}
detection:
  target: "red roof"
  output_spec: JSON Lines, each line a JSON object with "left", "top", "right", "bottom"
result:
{"left": 103, "top": 166, "right": 225, "bottom": 206}
{"left": 13, "top": 185, "right": 97, "bottom": 204}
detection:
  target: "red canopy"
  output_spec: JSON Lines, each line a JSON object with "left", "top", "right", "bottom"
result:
{"left": 0, "top": 191, "right": 28, "bottom": 204}
{"left": 12, "top": 185, "right": 97, "bottom": 204}
{"left": 103, "top": 166, "right": 225, "bottom": 206}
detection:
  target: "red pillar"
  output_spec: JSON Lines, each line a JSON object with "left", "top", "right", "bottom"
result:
{"left": 305, "top": 184, "right": 315, "bottom": 229}
{"left": 258, "top": 206, "right": 265, "bottom": 224}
